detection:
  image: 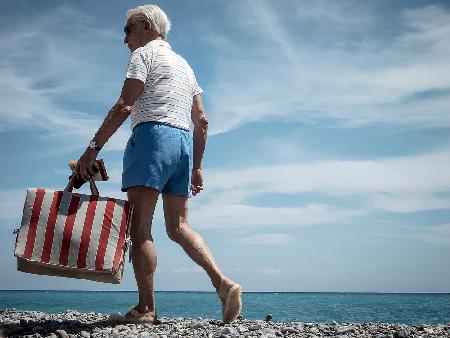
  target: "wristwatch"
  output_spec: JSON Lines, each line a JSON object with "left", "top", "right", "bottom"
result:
{"left": 89, "top": 139, "right": 102, "bottom": 152}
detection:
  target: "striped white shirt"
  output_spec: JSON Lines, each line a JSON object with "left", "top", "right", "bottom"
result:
{"left": 125, "top": 40, "right": 203, "bottom": 131}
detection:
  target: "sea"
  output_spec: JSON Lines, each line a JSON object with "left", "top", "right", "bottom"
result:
{"left": 1, "top": 291, "right": 449, "bottom": 325}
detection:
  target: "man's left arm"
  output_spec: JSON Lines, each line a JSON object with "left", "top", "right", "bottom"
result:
{"left": 76, "top": 78, "right": 144, "bottom": 181}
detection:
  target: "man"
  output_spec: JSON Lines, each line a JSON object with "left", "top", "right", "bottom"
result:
{"left": 76, "top": 4, "right": 242, "bottom": 324}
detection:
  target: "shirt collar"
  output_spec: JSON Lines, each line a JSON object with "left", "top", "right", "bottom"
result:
{"left": 147, "top": 39, "right": 171, "bottom": 49}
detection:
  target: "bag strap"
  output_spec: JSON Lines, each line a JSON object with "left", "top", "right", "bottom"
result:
{"left": 65, "top": 175, "right": 99, "bottom": 196}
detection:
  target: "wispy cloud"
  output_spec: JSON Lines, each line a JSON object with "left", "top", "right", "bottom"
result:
{"left": 191, "top": 203, "right": 359, "bottom": 229}
{"left": 0, "top": 190, "right": 26, "bottom": 224}
{"left": 236, "top": 233, "right": 294, "bottom": 246}
{"left": 204, "top": 2, "right": 450, "bottom": 135}
{"left": 0, "top": 5, "right": 129, "bottom": 152}
{"left": 186, "top": 148, "right": 450, "bottom": 229}
{"left": 203, "top": 149, "right": 450, "bottom": 197}
{"left": 371, "top": 193, "right": 450, "bottom": 213}
{"left": 257, "top": 268, "right": 282, "bottom": 276}
{"left": 376, "top": 223, "right": 450, "bottom": 247}
{"left": 170, "top": 266, "right": 204, "bottom": 274}
{"left": 414, "top": 223, "right": 450, "bottom": 246}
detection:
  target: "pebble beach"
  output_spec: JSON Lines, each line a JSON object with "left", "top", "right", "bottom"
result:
{"left": 1, "top": 309, "right": 450, "bottom": 338}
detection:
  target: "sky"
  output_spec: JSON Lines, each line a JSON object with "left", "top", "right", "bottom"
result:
{"left": 1, "top": 0, "right": 450, "bottom": 293}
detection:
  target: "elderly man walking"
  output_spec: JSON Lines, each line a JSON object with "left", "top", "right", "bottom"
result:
{"left": 76, "top": 4, "right": 242, "bottom": 324}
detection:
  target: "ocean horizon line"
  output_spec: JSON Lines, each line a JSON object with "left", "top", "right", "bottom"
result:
{"left": 1, "top": 289, "right": 450, "bottom": 294}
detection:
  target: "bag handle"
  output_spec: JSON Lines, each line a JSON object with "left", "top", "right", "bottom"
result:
{"left": 65, "top": 175, "right": 99, "bottom": 196}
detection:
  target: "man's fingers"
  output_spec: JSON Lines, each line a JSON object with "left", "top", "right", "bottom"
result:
{"left": 191, "top": 185, "right": 203, "bottom": 196}
{"left": 87, "top": 168, "right": 95, "bottom": 177}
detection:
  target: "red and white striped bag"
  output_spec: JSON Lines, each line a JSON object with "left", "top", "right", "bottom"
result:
{"left": 13, "top": 178, "right": 133, "bottom": 284}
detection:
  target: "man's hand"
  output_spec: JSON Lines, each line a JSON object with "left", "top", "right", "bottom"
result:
{"left": 76, "top": 149, "right": 99, "bottom": 181}
{"left": 191, "top": 169, "right": 204, "bottom": 196}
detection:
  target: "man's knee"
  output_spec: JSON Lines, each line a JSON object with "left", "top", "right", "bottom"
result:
{"left": 131, "top": 226, "right": 153, "bottom": 244}
{"left": 166, "top": 222, "right": 188, "bottom": 243}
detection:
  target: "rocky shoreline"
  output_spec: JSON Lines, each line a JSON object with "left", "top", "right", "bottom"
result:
{"left": 1, "top": 309, "right": 449, "bottom": 338}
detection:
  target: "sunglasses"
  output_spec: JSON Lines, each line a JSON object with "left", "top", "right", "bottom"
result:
{"left": 124, "top": 20, "right": 147, "bottom": 35}
{"left": 124, "top": 23, "right": 135, "bottom": 35}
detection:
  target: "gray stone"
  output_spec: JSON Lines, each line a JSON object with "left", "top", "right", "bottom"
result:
{"left": 394, "top": 330, "right": 408, "bottom": 338}
{"left": 423, "top": 327, "right": 434, "bottom": 334}
{"left": 309, "top": 327, "right": 320, "bottom": 334}
{"left": 336, "top": 326, "right": 354, "bottom": 335}
{"left": 191, "top": 322, "right": 205, "bottom": 329}
{"left": 248, "top": 324, "right": 262, "bottom": 331}
{"left": 237, "top": 325, "right": 247, "bottom": 333}
{"left": 80, "top": 331, "right": 91, "bottom": 338}
{"left": 280, "top": 327, "right": 300, "bottom": 335}
{"left": 219, "top": 326, "right": 239, "bottom": 337}
{"left": 139, "top": 334, "right": 158, "bottom": 338}
{"left": 56, "top": 329, "right": 70, "bottom": 338}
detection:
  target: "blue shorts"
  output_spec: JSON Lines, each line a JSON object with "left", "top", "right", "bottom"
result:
{"left": 121, "top": 122, "right": 192, "bottom": 196}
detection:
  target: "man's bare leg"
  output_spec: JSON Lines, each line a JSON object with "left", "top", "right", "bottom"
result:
{"left": 162, "top": 194, "right": 236, "bottom": 300}
{"left": 127, "top": 186, "right": 160, "bottom": 315}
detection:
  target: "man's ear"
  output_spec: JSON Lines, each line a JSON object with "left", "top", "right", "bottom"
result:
{"left": 144, "top": 20, "right": 151, "bottom": 31}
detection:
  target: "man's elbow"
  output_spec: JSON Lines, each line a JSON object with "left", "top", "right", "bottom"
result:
{"left": 116, "top": 97, "right": 133, "bottom": 116}
{"left": 198, "top": 113, "right": 208, "bottom": 129}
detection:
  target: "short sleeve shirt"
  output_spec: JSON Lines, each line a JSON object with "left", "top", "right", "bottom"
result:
{"left": 125, "top": 40, "right": 203, "bottom": 131}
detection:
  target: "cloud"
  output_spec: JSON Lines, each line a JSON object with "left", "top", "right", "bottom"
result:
{"left": 203, "top": 2, "right": 450, "bottom": 135}
{"left": 236, "top": 233, "right": 294, "bottom": 246}
{"left": 191, "top": 203, "right": 359, "bottom": 229}
{"left": 371, "top": 193, "right": 450, "bottom": 213}
{"left": 186, "top": 148, "right": 450, "bottom": 229}
{"left": 409, "top": 223, "right": 450, "bottom": 247}
{"left": 0, "top": 190, "right": 27, "bottom": 224}
{"left": 203, "top": 149, "right": 450, "bottom": 197}
{"left": 376, "top": 223, "right": 450, "bottom": 247}
{"left": 0, "top": 5, "right": 129, "bottom": 152}
{"left": 170, "top": 266, "right": 204, "bottom": 274}
{"left": 257, "top": 268, "right": 282, "bottom": 276}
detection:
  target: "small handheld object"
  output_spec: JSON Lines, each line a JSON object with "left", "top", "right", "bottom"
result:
{"left": 68, "top": 159, "right": 108, "bottom": 189}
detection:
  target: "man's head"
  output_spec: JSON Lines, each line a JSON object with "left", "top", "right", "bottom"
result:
{"left": 124, "top": 4, "right": 171, "bottom": 52}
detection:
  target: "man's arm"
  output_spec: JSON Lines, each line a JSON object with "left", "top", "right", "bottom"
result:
{"left": 191, "top": 94, "right": 208, "bottom": 196}
{"left": 76, "top": 78, "right": 144, "bottom": 181}
{"left": 92, "top": 78, "right": 144, "bottom": 148}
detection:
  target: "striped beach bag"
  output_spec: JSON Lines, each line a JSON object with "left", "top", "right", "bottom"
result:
{"left": 13, "top": 178, "right": 133, "bottom": 284}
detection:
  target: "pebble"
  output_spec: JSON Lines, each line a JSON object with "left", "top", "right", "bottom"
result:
{"left": 80, "top": 330, "right": 90, "bottom": 337}
{"left": 309, "top": 326, "right": 320, "bottom": 334}
{"left": 2, "top": 309, "right": 450, "bottom": 338}
{"left": 336, "top": 325, "right": 354, "bottom": 334}
{"left": 280, "top": 327, "right": 299, "bottom": 335}
{"left": 248, "top": 323, "right": 262, "bottom": 331}
{"left": 219, "top": 326, "right": 239, "bottom": 337}
{"left": 55, "top": 329, "right": 70, "bottom": 338}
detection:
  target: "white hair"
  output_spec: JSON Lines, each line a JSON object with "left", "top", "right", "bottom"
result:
{"left": 127, "top": 4, "right": 171, "bottom": 39}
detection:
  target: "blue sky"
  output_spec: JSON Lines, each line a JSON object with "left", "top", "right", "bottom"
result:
{"left": 1, "top": 0, "right": 450, "bottom": 292}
